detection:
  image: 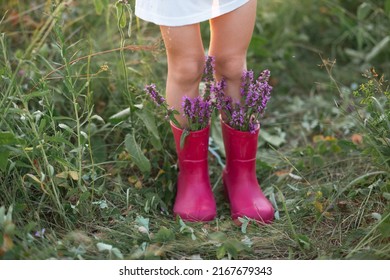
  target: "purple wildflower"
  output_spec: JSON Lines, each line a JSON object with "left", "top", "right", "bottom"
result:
{"left": 248, "top": 117, "right": 259, "bottom": 134}
{"left": 212, "top": 79, "right": 227, "bottom": 110}
{"left": 240, "top": 70, "right": 254, "bottom": 97}
{"left": 35, "top": 228, "right": 46, "bottom": 238}
{"left": 199, "top": 99, "right": 212, "bottom": 124}
{"left": 182, "top": 96, "right": 212, "bottom": 130}
{"left": 203, "top": 56, "right": 215, "bottom": 83}
{"left": 245, "top": 85, "right": 260, "bottom": 107}
{"left": 145, "top": 84, "right": 166, "bottom": 106}
{"left": 258, "top": 69, "right": 271, "bottom": 83}
{"left": 224, "top": 96, "right": 233, "bottom": 112}
{"left": 182, "top": 96, "right": 195, "bottom": 119}
{"left": 202, "top": 56, "right": 216, "bottom": 101}
{"left": 253, "top": 79, "right": 272, "bottom": 116}
{"left": 230, "top": 105, "right": 245, "bottom": 128}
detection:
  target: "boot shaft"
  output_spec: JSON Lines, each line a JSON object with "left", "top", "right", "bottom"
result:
{"left": 221, "top": 119, "right": 260, "bottom": 162}
{"left": 170, "top": 122, "right": 210, "bottom": 161}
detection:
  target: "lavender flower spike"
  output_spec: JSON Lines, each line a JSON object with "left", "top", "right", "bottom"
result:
{"left": 144, "top": 84, "right": 165, "bottom": 106}
{"left": 258, "top": 69, "right": 271, "bottom": 82}
{"left": 203, "top": 55, "right": 215, "bottom": 83}
{"left": 240, "top": 70, "right": 254, "bottom": 97}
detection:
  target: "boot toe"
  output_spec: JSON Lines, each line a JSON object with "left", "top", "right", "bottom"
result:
{"left": 174, "top": 205, "right": 216, "bottom": 222}
{"left": 232, "top": 203, "right": 274, "bottom": 224}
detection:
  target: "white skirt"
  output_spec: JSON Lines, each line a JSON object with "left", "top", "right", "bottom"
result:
{"left": 135, "top": 0, "right": 250, "bottom": 26}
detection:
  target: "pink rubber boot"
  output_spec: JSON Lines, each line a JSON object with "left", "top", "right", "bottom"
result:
{"left": 221, "top": 120, "right": 274, "bottom": 223}
{"left": 171, "top": 123, "right": 216, "bottom": 222}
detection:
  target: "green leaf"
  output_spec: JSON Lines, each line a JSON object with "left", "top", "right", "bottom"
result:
{"left": 178, "top": 218, "right": 196, "bottom": 240}
{"left": 366, "top": 36, "right": 390, "bottom": 62}
{"left": 208, "top": 232, "right": 227, "bottom": 242}
{"left": 260, "top": 129, "right": 286, "bottom": 147}
{"left": 111, "top": 247, "right": 124, "bottom": 259}
{"left": 357, "top": 2, "right": 372, "bottom": 21}
{"left": 238, "top": 217, "right": 250, "bottom": 234}
{"left": 135, "top": 110, "right": 162, "bottom": 150}
{"left": 297, "top": 234, "right": 312, "bottom": 250}
{"left": 217, "top": 239, "right": 248, "bottom": 260}
{"left": 180, "top": 129, "right": 190, "bottom": 150}
{"left": 5, "top": 205, "right": 13, "bottom": 222}
{"left": 93, "top": 0, "right": 104, "bottom": 15}
{"left": 21, "top": 91, "right": 50, "bottom": 102}
{"left": 115, "top": 1, "right": 127, "bottom": 29}
{"left": 338, "top": 140, "right": 357, "bottom": 151}
{"left": 378, "top": 214, "right": 390, "bottom": 238}
{"left": 0, "top": 132, "right": 17, "bottom": 145}
{"left": 58, "top": 123, "right": 74, "bottom": 134}
{"left": 223, "top": 240, "right": 243, "bottom": 259}
{"left": 125, "top": 133, "right": 151, "bottom": 173}
{"left": 124, "top": 1, "right": 133, "bottom": 38}
{"left": 97, "top": 242, "right": 112, "bottom": 252}
{"left": 386, "top": 0, "right": 390, "bottom": 17}
{"left": 109, "top": 108, "right": 130, "bottom": 123}
{"left": 90, "top": 136, "right": 107, "bottom": 163}
{"left": 216, "top": 245, "right": 226, "bottom": 259}
{"left": 311, "top": 155, "right": 325, "bottom": 167}
{"left": 0, "top": 149, "right": 10, "bottom": 172}
{"left": 150, "top": 136, "right": 162, "bottom": 151}
{"left": 135, "top": 216, "right": 150, "bottom": 233}
{"left": 154, "top": 226, "right": 175, "bottom": 243}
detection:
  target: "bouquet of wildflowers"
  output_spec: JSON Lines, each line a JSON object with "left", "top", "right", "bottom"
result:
{"left": 145, "top": 56, "right": 216, "bottom": 132}
{"left": 145, "top": 56, "right": 272, "bottom": 134}
{"left": 213, "top": 69, "right": 273, "bottom": 133}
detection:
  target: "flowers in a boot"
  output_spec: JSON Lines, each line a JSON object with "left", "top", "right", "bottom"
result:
{"left": 181, "top": 96, "right": 213, "bottom": 131}
{"left": 214, "top": 69, "right": 273, "bottom": 133}
{"left": 145, "top": 56, "right": 216, "bottom": 132}
{"left": 145, "top": 55, "right": 273, "bottom": 135}
{"left": 180, "top": 55, "right": 215, "bottom": 131}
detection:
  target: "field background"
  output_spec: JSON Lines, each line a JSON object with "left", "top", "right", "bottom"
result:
{"left": 0, "top": 0, "right": 389, "bottom": 259}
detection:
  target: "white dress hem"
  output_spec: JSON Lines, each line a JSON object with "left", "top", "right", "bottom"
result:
{"left": 135, "top": 0, "right": 250, "bottom": 27}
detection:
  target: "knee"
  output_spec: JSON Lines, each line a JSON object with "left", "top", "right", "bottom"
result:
{"left": 214, "top": 55, "right": 246, "bottom": 82}
{"left": 169, "top": 55, "right": 205, "bottom": 86}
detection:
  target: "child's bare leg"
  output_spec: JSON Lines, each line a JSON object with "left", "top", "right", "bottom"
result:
{"left": 209, "top": 0, "right": 257, "bottom": 102}
{"left": 160, "top": 24, "right": 205, "bottom": 126}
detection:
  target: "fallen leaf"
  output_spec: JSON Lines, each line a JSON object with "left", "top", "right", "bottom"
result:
{"left": 56, "top": 172, "right": 68, "bottom": 179}
{"left": 135, "top": 180, "right": 142, "bottom": 189}
{"left": 351, "top": 133, "right": 363, "bottom": 145}
{"left": 313, "top": 201, "right": 324, "bottom": 212}
{"left": 324, "top": 136, "right": 337, "bottom": 141}
{"left": 275, "top": 170, "right": 290, "bottom": 177}
{"left": 68, "top": 171, "right": 79, "bottom": 181}
{"left": 128, "top": 176, "right": 138, "bottom": 184}
{"left": 0, "top": 234, "right": 14, "bottom": 256}
{"left": 313, "top": 135, "right": 325, "bottom": 143}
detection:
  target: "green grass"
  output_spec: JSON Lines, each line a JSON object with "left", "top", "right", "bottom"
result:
{"left": 0, "top": 0, "right": 389, "bottom": 260}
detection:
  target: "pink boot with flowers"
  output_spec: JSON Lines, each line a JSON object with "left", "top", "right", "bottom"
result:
{"left": 171, "top": 123, "right": 216, "bottom": 222}
{"left": 221, "top": 119, "right": 274, "bottom": 223}
{"left": 145, "top": 77, "right": 216, "bottom": 222}
{"left": 214, "top": 69, "right": 275, "bottom": 223}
